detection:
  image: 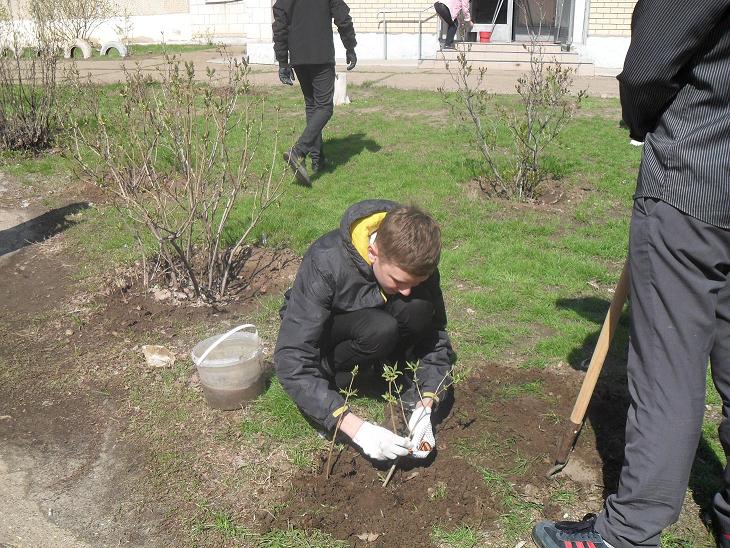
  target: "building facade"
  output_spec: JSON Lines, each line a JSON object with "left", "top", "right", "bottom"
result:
{"left": 241, "top": 0, "right": 636, "bottom": 70}
{"left": 11, "top": 0, "right": 635, "bottom": 70}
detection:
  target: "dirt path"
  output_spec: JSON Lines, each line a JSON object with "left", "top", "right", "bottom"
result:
{"left": 0, "top": 450, "right": 92, "bottom": 548}
{"left": 0, "top": 175, "right": 167, "bottom": 548}
{"left": 68, "top": 50, "right": 621, "bottom": 97}
{"left": 0, "top": 177, "right": 88, "bottom": 546}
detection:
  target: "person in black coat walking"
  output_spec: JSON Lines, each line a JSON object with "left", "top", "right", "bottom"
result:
{"left": 531, "top": 0, "right": 730, "bottom": 546}
{"left": 272, "top": 0, "right": 357, "bottom": 187}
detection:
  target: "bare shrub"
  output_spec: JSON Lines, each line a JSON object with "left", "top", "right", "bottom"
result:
{"left": 442, "top": 38, "right": 585, "bottom": 200}
{"left": 42, "top": 0, "right": 116, "bottom": 43}
{"left": 113, "top": 7, "right": 133, "bottom": 46}
{"left": 67, "top": 52, "right": 286, "bottom": 302}
{"left": 0, "top": 0, "right": 62, "bottom": 150}
{"left": 506, "top": 41, "right": 586, "bottom": 198}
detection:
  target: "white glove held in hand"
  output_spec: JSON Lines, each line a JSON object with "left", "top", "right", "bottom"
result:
{"left": 408, "top": 406, "right": 435, "bottom": 458}
{"left": 352, "top": 422, "right": 413, "bottom": 461}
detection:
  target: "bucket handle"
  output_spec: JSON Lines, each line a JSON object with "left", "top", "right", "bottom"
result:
{"left": 194, "top": 324, "right": 258, "bottom": 366}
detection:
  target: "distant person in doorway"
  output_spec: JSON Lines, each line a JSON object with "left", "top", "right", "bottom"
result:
{"left": 272, "top": 0, "right": 357, "bottom": 187}
{"left": 434, "top": 0, "right": 472, "bottom": 50}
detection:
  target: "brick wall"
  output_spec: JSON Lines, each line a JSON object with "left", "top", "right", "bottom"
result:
{"left": 188, "top": 0, "right": 246, "bottom": 40}
{"left": 243, "top": 0, "right": 273, "bottom": 42}
{"left": 8, "top": 0, "right": 189, "bottom": 18}
{"left": 117, "top": 0, "right": 188, "bottom": 16}
{"left": 346, "top": 1, "right": 434, "bottom": 34}
{"left": 588, "top": 0, "right": 636, "bottom": 36}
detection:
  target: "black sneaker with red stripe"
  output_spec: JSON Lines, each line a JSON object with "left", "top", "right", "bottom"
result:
{"left": 532, "top": 513, "right": 614, "bottom": 548}
{"left": 715, "top": 521, "right": 730, "bottom": 547}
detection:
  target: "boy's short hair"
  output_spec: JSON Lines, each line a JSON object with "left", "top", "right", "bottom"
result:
{"left": 377, "top": 206, "right": 441, "bottom": 277}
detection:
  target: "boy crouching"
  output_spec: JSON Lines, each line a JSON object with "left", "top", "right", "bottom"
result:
{"left": 275, "top": 199, "right": 455, "bottom": 461}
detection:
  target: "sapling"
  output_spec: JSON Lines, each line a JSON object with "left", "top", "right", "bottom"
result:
{"left": 382, "top": 361, "right": 462, "bottom": 488}
{"left": 325, "top": 365, "right": 358, "bottom": 479}
{"left": 381, "top": 363, "right": 407, "bottom": 435}
{"left": 405, "top": 361, "right": 431, "bottom": 451}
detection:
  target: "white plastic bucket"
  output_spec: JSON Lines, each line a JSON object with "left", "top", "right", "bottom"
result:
{"left": 191, "top": 324, "right": 264, "bottom": 410}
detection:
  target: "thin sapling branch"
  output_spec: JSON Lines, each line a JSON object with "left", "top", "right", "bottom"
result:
{"left": 326, "top": 365, "right": 358, "bottom": 479}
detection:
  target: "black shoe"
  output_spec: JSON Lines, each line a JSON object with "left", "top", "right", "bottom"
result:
{"left": 400, "top": 377, "right": 419, "bottom": 413}
{"left": 712, "top": 509, "right": 730, "bottom": 548}
{"left": 311, "top": 154, "right": 327, "bottom": 175}
{"left": 442, "top": 43, "right": 457, "bottom": 51}
{"left": 283, "top": 149, "right": 311, "bottom": 187}
{"left": 532, "top": 514, "right": 613, "bottom": 548}
{"left": 334, "top": 370, "right": 355, "bottom": 390}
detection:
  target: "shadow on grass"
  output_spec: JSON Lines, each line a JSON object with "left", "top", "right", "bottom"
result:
{"left": 316, "top": 132, "right": 380, "bottom": 176}
{"left": 556, "top": 296, "right": 724, "bottom": 524}
{"left": 557, "top": 296, "right": 630, "bottom": 499}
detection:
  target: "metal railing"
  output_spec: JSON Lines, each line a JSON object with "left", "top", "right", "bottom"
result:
{"left": 375, "top": 6, "right": 438, "bottom": 60}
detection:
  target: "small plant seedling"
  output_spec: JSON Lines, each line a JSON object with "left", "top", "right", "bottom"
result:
{"left": 382, "top": 362, "right": 464, "bottom": 488}
{"left": 325, "top": 365, "right": 358, "bottom": 479}
{"left": 381, "top": 363, "right": 407, "bottom": 433}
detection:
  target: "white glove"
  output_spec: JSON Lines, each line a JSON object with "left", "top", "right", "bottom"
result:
{"left": 408, "top": 406, "right": 435, "bottom": 458}
{"left": 352, "top": 422, "right": 413, "bottom": 461}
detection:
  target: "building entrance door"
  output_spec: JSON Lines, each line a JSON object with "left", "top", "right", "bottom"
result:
{"left": 470, "top": 0, "right": 512, "bottom": 42}
{"left": 514, "top": 0, "right": 574, "bottom": 42}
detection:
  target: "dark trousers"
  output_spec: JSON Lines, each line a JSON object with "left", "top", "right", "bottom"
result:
{"left": 292, "top": 63, "right": 335, "bottom": 161}
{"left": 594, "top": 198, "right": 730, "bottom": 546}
{"left": 434, "top": 2, "right": 458, "bottom": 46}
{"left": 325, "top": 296, "right": 435, "bottom": 394}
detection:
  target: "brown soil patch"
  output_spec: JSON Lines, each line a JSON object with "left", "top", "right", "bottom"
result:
{"left": 99, "top": 246, "right": 298, "bottom": 335}
{"left": 465, "top": 176, "right": 594, "bottom": 213}
{"left": 0, "top": 169, "right": 302, "bottom": 546}
{"left": 268, "top": 362, "right": 618, "bottom": 546}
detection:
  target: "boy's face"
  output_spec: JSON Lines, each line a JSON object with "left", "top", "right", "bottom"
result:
{"left": 368, "top": 242, "right": 428, "bottom": 296}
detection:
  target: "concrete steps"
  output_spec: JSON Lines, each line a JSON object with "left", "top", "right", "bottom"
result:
{"left": 451, "top": 41, "right": 566, "bottom": 53}
{"left": 420, "top": 41, "right": 595, "bottom": 76}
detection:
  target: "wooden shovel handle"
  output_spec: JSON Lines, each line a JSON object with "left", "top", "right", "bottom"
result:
{"left": 550, "top": 261, "right": 630, "bottom": 473}
{"left": 569, "top": 261, "right": 630, "bottom": 425}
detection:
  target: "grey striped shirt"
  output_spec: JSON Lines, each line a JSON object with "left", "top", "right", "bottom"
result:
{"left": 618, "top": 0, "right": 730, "bottom": 229}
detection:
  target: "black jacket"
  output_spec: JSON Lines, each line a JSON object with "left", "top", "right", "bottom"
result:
{"left": 274, "top": 200, "right": 454, "bottom": 430}
{"left": 272, "top": 0, "right": 357, "bottom": 66}
{"left": 618, "top": 0, "right": 730, "bottom": 228}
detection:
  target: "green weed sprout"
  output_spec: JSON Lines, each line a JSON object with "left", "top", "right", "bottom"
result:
{"left": 326, "top": 365, "right": 358, "bottom": 479}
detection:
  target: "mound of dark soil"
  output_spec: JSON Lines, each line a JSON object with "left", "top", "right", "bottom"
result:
{"left": 269, "top": 363, "right": 616, "bottom": 547}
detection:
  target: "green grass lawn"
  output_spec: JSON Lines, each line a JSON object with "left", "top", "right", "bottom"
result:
{"left": 2, "top": 76, "right": 724, "bottom": 546}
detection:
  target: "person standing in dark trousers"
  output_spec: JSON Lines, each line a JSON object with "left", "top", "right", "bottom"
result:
{"left": 531, "top": 0, "right": 730, "bottom": 547}
{"left": 272, "top": 0, "right": 357, "bottom": 187}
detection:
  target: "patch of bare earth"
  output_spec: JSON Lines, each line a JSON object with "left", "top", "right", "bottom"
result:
{"left": 464, "top": 176, "right": 595, "bottom": 215}
{"left": 0, "top": 171, "right": 303, "bottom": 546}
{"left": 267, "top": 363, "right": 626, "bottom": 547}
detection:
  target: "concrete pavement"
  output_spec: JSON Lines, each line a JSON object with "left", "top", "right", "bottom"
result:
{"left": 67, "top": 48, "right": 619, "bottom": 97}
